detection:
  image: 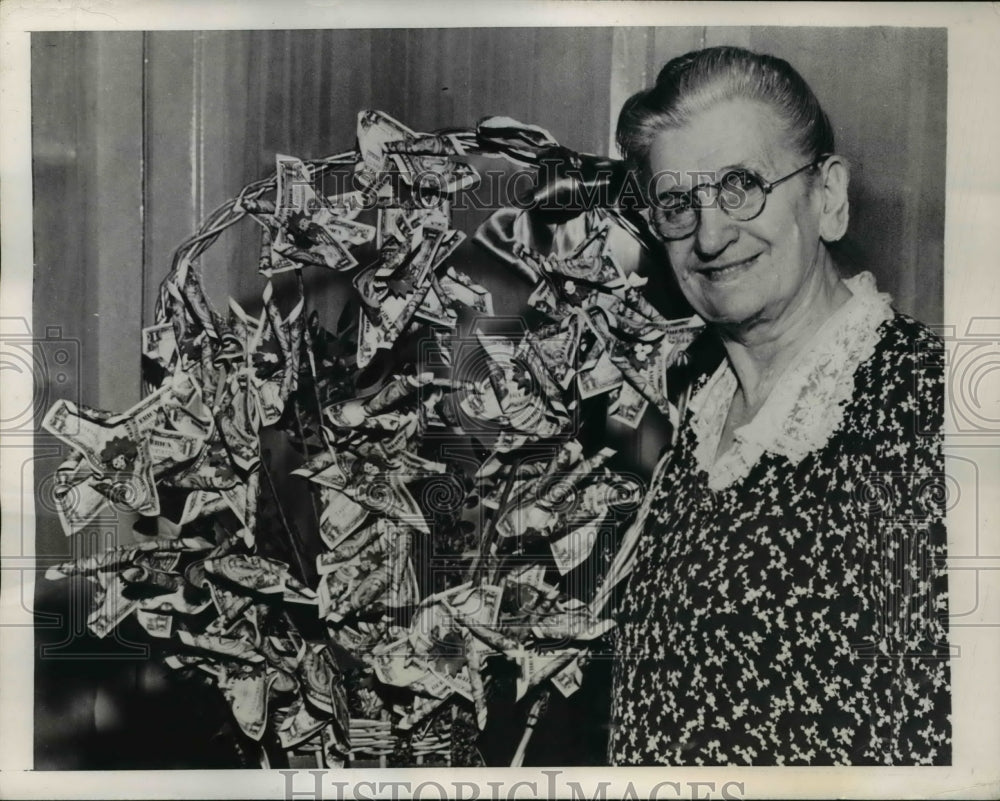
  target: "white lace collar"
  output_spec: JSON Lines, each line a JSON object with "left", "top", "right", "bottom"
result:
{"left": 686, "top": 271, "right": 894, "bottom": 491}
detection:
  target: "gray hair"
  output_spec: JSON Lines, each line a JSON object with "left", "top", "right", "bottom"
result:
{"left": 616, "top": 46, "right": 835, "bottom": 169}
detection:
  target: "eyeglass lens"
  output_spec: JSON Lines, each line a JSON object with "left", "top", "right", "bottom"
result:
{"left": 653, "top": 170, "right": 767, "bottom": 238}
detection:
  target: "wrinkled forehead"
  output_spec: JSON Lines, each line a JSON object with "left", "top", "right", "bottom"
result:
{"left": 644, "top": 99, "right": 795, "bottom": 193}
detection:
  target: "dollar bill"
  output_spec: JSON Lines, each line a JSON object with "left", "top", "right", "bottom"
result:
{"left": 257, "top": 224, "right": 301, "bottom": 277}
{"left": 47, "top": 453, "right": 114, "bottom": 537}
{"left": 390, "top": 150, "right": 480, "bottom": 195}
{"left": 137, "top": 585, "right": 213, "bottom": 616}
{"left": 120, "top": 565, "right": 181, "bottom": 595}
{"left": 514, "top": 648, "right": 582, "bottom": 701}
{"left": 43, "top": 398, "right": 148, "bottom": 472}
{"left": 465, "top": 641, "right": 489, "bottom": 729}
{"left": 324, "top": 215, "right": 375, "bottom": 248}
{"left": 316, "top": 487, "right": 369, "bottom": 550}
{"left": 577, "top": 349, "right": 623, "bottom": 400}
{"left": 541, "top": 223, "right": 624, "bottom": 289}
{"left": 162, "top": 653, "right": 206, "bottom": 671}
{"left": 147, "top": 427, "right": 204, "bottom": 470}
{"left": 527, "top": 592, "right": 614, "bottom": 642}
{"left": 356, "top": 109, "right": 416, "bottom": 180}
{"left": 142, "top": 322, "right": 177, "bottom": 369}
{"left": 204, "top": 553, "right": 289, "bottom": 595}
{"left": 134, "top": 608, "right": 173, "bottom": 639}
{"left": 436, "top": 267, "right": 492, "bottom": 315}
{"left": 607, "top": 335, "right": 672, "bottom": 415}
{"left": 316, "top": 530, "right": 390, "bottom": 623}
{"left": 176, "top": 630, "right": 265, "bottom": 663}
{"left": 135, "top": 551, "right": 182, "bottom": 573}
{"left": 213, "top": 379, "right": 260, "bottom": 472}
{"left": 277, "top": 696, "right": 328, "bottom": 749}
{"left": 168, "top": 440, "right": 240, "bottom": 492}
{"left": 297, "top": 643, "right": 335, "bottom": 714}
{"left": 549, "top": 522, "right": 601, "bottom": 576}
{"left": 316, "top": 522, "right": 381, "bottom": 570}
{"left": 608, "top": 381, "right": 649, "bottom": 428}
{"left": 222, "top": 474, "right": 258, "bottom": 532}
{"left": 207, "top": 580, "right": 254, "bottom": 624}
{"left": 282, "top": 574, "right": 318, "bottom": 606}
{"left": 550, "top": 655, "right": 585, "bottom": 698}
{"left": 413, "top": 282, "right": 458, "bottom": 329}
{"left": 396, "top": 694, "right": 447, "bottom": 732}
{"left": 355, "top": 226, "right": 465, "bottom": 368}
{"left": 297, "top": 448, "right": 430, "bottom": 534}
{"left": 87, "top": 571, "right": 138, "bottom": 638}
{"left": 45, "top": 536, "right": 211, "bottom": 580}
{"left": 409, "top": 663, "right": 462, "bottom": 700}
{"left": 179, "top": 489, "right": 228, "bottom": 524}
{"left": 320, "top": 721, "right": 350, "bottom": 766}
{"left": 377, "top": 206, "right": 442, "bottom": 250}
{"left": 372, "top": 637, "right": 427, "bottom": 687}
{"left": 526, "top": 277, "right": 566, "bottom": 319}
{"left": 219, "top": 664, "right": 269, "bottom": 741}
{"left": 273, "top": 156, "right": 359, "bottom": 272}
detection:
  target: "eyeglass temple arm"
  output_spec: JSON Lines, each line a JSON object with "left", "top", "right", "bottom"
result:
{"left": 762, "top": 154, "right": 831, "bottom": 193}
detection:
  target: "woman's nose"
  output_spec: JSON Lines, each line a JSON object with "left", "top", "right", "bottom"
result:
{"left": 693, "top": 203, "right": 739, "bottom": 259}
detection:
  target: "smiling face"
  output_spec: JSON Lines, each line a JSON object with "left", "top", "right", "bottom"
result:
{"left": 646, "top": 99, "right": 831, "bottom": 330}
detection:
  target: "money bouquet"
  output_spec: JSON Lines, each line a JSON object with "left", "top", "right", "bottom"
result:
{"left": 41, "top": 110, "right": 700, "bottom": 767}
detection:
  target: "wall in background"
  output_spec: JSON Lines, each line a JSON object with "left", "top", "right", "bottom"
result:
{"left": 30, "top": 27, "right": 946, "bottom": 767}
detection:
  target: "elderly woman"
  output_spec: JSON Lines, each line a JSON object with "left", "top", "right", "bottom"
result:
{"left": 607, "top": 47, "right": 950, "bottom": 765}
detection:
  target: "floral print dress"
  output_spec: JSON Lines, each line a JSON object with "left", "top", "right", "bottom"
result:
{"left": 608, "top": 273, "right": 951, "bottom": 765}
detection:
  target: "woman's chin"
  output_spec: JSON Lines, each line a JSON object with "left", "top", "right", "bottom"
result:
{"left": 697, "top": 298, "right": 764, "bottom": 329}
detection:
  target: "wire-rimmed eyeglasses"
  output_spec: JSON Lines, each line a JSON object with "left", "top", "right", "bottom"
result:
{"left": 648, "top": 155, "right": 831, "bottom": 241}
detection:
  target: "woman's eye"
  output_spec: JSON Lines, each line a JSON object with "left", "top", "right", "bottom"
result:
{"left": 719, "top": 171, "right": 758, "bottom": 211}
{"left": 722, "top": 170, "right": 756, "bottom": 191}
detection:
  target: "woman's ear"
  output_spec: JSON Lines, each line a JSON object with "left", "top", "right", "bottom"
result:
{"left": 817, "top": 155, "right": 850, "bottom": 242}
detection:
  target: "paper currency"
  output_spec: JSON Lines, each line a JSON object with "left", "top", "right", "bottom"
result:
{"left": 272, "top": 155, "right": 360, "bottom": 272}
{"left": 316, "top": 487, "right": 369, "bottom": 550}
{"left": 135, "top": 608, "right": 173, "bottom": 639}
{"left": 47, "top": 453, "right": 116, "bottom": 536}
{"left": 45, "top": 536, "right": 213, "bottom": 580}
{"left": 176, "top": 630, "right": 265, "bottom": 663}
{"left": 396, "top": 694, "right": 447, "bottom": 732}
{"left": 87, "top": 571, "right": 138, "bottom": 638}
{"left": 525, "top": 316, "right": 582, "bottom": 391}
{"left": 356, "top": 110, "right": 416, "bottom": 185}
{"left": 293, "top": 448, "right": 432, "bottom": 534}
{"left": 219, "top": 664, "right": 269, "bottom": 741}
{"left": 414, "top": 281, "right": 458, "bottom": 329}
{"left": 297, "top": 643, "right": 336, "bottom": 714}
{"left": 550, "top": 655, "right": 585, "bottom": 698}
{"left": 208, "top": 581, "right": 254, "bottom": 625}
{"left": 142, "top": 322, "right": 177, "bottom": 369}
{"left": 437, "top": 267, "right": 492, "bottom": 315}
{"left": 320, "top": 720, "right": 350, "bottom": 765}
{"left": 608, "top": 381, "right": 649, "bottom": 428}
{"left": 42, "top": 399, "right": 159, "bottom": 516}
{"left": 277, "top": 697, "right": 329, "bottom": 749}
{"left": 549, "top": 523, "right": 601, "bottom": 576}
{"left": 514, "top": 648, "right": 582, "bottom": 701}
{"left": 204, "top": 554, "right": 293, "bottom": 596}
{"left": 179, "top": 489, "right": 228, "bottom": 524}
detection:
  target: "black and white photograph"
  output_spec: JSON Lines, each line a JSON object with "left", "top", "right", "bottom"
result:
{"left": 1, "top": 2, "right": 998, "bottom": 799}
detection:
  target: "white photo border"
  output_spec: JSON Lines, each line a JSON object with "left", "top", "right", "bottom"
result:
{"left": 2, "top": 2, "right": 998, "bottom": 798}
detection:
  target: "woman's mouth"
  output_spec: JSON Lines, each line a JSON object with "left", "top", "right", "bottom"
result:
{"left": 695, "top": 254, "right": 759, "bottom": 283}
